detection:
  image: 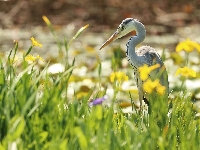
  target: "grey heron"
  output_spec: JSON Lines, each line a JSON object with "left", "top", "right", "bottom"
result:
{"left": 99, "top": 18, "right": 169, "bottom": 110}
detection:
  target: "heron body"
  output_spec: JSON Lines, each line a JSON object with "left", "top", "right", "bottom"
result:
{"left": 100, "top": 18, "right": 169, "bottom": 109}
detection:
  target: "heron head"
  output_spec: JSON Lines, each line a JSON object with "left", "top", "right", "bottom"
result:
{"left": 100, "top": 18, "right": 137, "bottom": 50}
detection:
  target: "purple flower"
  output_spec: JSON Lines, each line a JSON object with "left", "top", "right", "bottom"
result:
{"left": 89, "top": 95, "right": 108, "bottom": 107}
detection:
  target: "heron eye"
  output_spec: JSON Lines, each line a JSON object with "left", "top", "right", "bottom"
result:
{"left": 121, "top": 25, "right": 125, "bottom": 31}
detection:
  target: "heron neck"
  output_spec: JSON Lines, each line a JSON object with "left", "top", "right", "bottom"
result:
{"left": 126, "top": 21, "right": 146, "bottom": 67}
{"left": 134, "top": 21, "right": 146, "bottom": 44}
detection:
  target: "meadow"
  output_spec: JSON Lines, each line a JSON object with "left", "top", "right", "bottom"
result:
{"left": 0, "top": 16, "right": 200, "bottom": 150}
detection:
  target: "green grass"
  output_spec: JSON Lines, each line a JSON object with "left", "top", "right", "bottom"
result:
{"left": 0, "top": 21, "right": 200, "bottom": 150}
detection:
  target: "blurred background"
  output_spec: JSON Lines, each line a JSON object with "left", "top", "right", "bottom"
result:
{"left": 0, "top": 0, "right": 200, "bottom": 29}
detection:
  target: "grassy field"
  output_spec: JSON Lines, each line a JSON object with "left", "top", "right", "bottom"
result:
{"left": 0, "top": 17, "right": 200, "bottom": 150}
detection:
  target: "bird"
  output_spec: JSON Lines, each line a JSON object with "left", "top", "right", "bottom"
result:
{"left": 99, "top": 18, "right": 169, "bottom": 111}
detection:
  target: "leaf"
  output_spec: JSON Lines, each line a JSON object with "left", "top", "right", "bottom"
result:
{"left": 94, "top": 105, "right": 103, "bottom": 120}
{"left": 74, "top": 127, "right": 88, "bottom": 149}
{"left": 67, "top": 24, "right": 89, "bottom": 47}
{"left": 21, "top": 90, "right": 37, "bottom": 115}
{"left": 59, "top": 139, "right": 68, "bottom": 150}
{"left": 0, "top": 144, "right": 6, "bottom": 150}
{"left": 10, "top": 64, "right": 35, "bottom": 91}
{"left": 24, "top": 46, "right": 33, "bottom": 57}
{"left": 73, "top": 24, "right": 89, "bottom": 40}
{"left": 0, "top": 67, "right": 5, "bottom": 85}
{"left": 98, "top": 62, "right": 102, "bottom": 77}
{"left": 38, "top": 131, "right": 48, "bottom": 143}
{"left": 7, "top": 116, "right": 25, "bottom": 141}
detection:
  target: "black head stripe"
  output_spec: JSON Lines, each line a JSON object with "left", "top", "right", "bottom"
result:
{"left": 118, "top": 18, "right": 133, "bottom": 31}
{"left": 122, "top": 18, "right": 133, "bottom": 25}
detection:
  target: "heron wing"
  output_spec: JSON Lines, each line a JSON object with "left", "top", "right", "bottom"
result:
{"left": 136, "top": 46, "right": 169, "bottom": 95}
{"left": 136, "top": 46, "right": 163, "bottom": 66}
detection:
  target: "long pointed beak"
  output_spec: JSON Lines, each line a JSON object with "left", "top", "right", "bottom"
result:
{"left": 99, "top": 31, "right": 119, "bottom": 50}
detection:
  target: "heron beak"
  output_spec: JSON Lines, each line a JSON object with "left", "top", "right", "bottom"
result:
{"left": 99, "top": 31, "right": 119, "bottom": 50}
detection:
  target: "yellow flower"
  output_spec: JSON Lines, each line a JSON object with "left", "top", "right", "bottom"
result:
{"left": 25, "top": 55, "right": 36, "bottom": 62}
{"left": 36, "top": 55, "right": 44, "bottom": 62}
{"left": 124, "top": 75, "right": 129, "bottom": 81}
{"left": 143, "top": 79, "right": 166, "bottom": 95}
{"left": 42, "top": 16, "right": 51, "bottom": 25}
{"left": 175, "top": 66, "right": 196, "bottom": 77}
{"left": 25, "top": 54, "right": 44, "bottom": 62}
{"left": 156, "top": 84, "right": 166, "bottom": 95}
{"left": 116, "top": 71, "right": 124, "bottom": 82}
{"left": 176, "top": 39, "right": 200, "bottom": 52}
{"left": 138, "top": 64, "right": 160, "bottom": 81}
{"left": 143, "top": 79, "right": 159, "bottom": 94}
{"left": 30, "top": 37, "right": 42, "bottom": 47}
{"left": 110, "top": 72, "right": 115, "bottom": 82}
{"left": 110, "top": 71, "right": 129, "bottom": 83}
